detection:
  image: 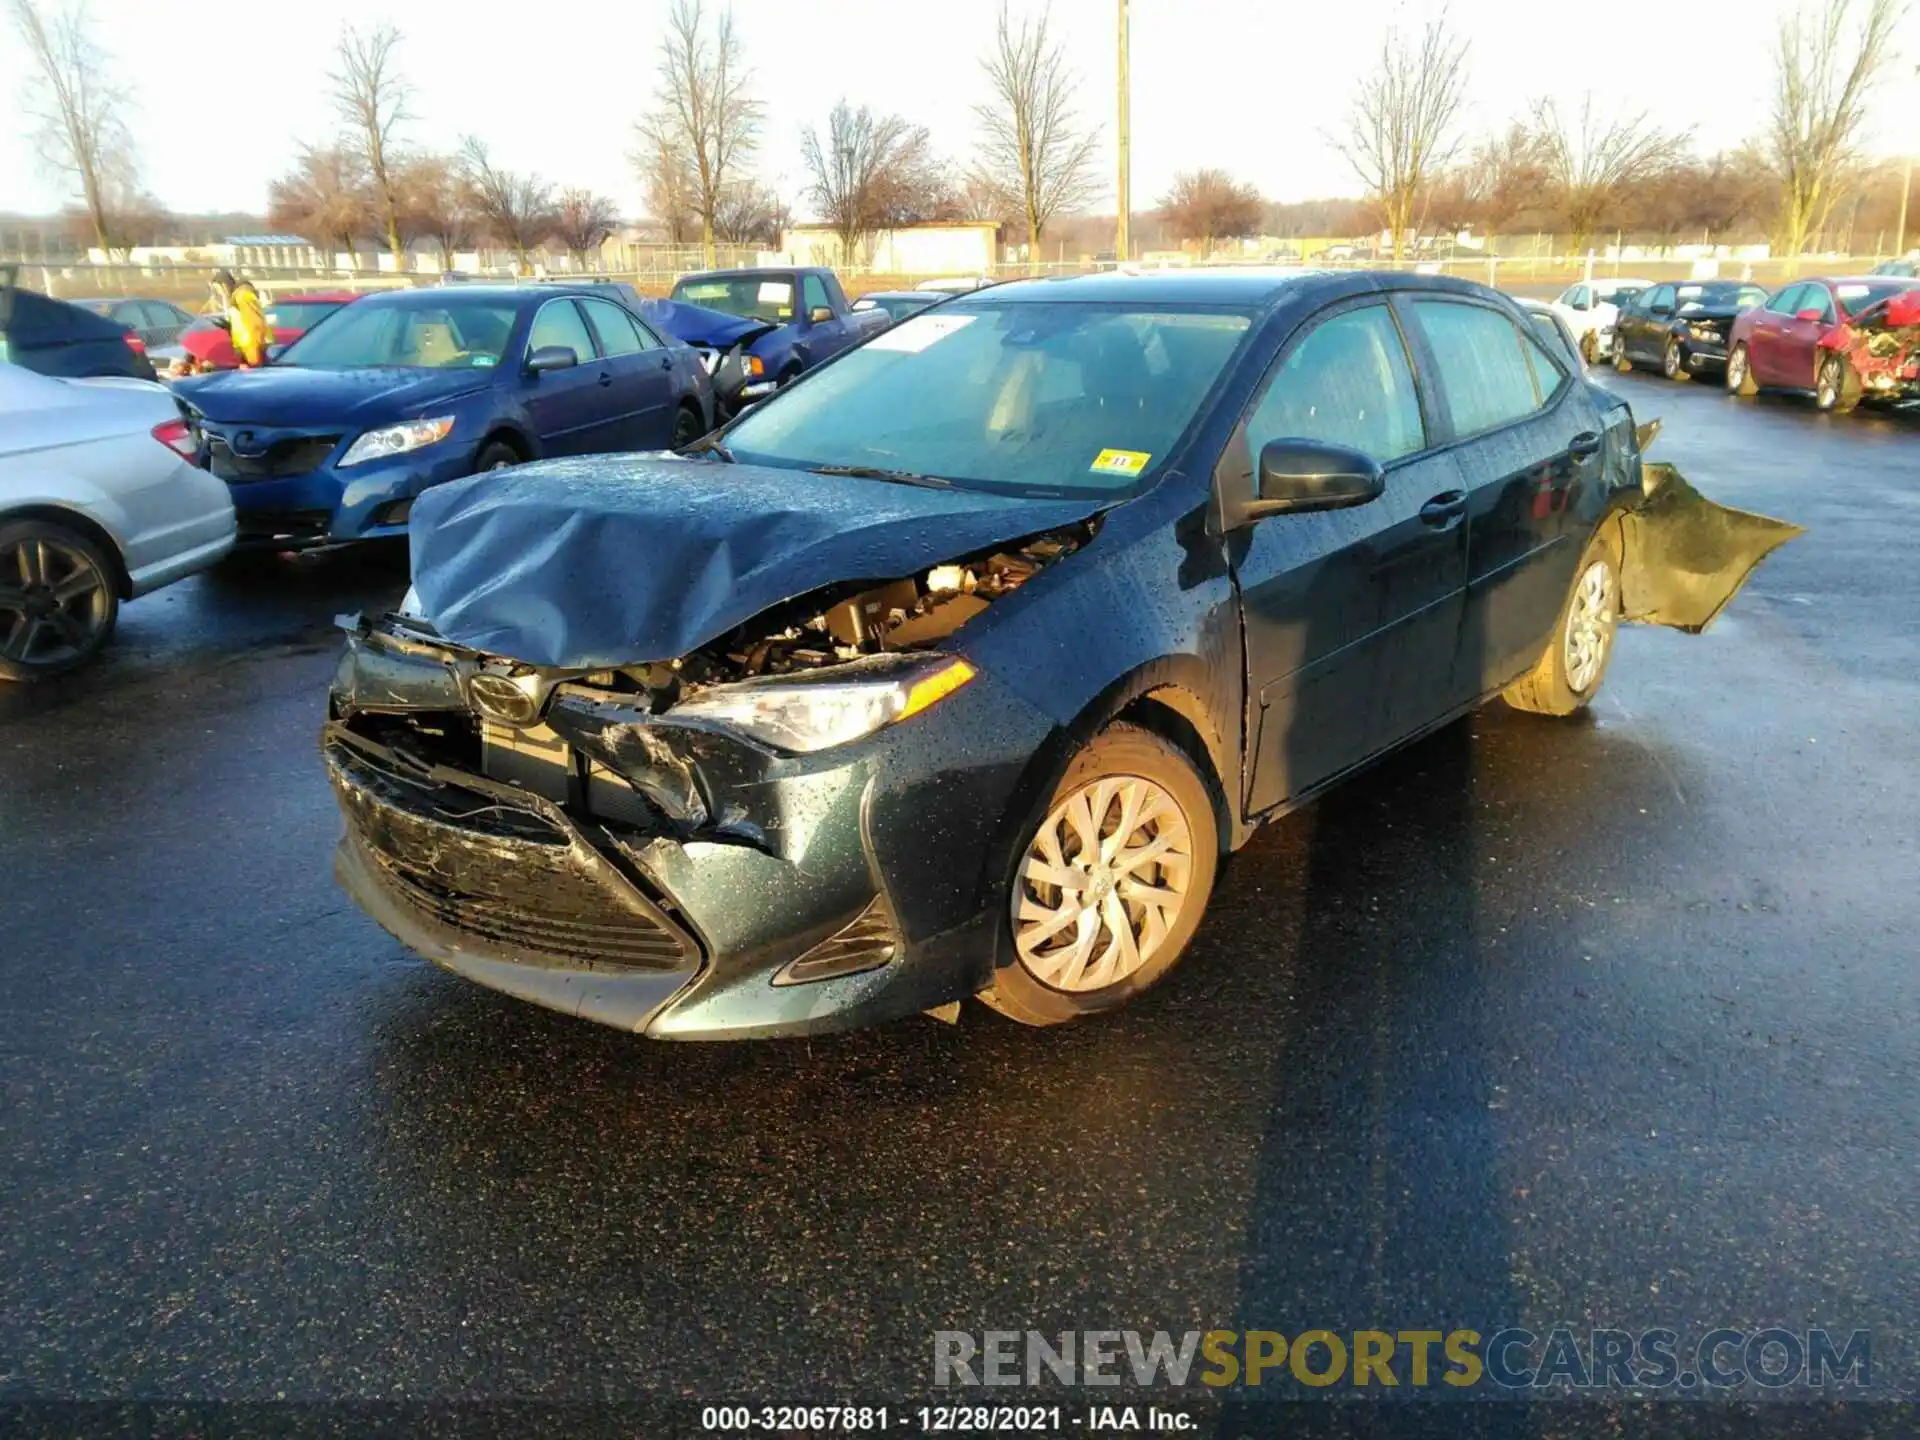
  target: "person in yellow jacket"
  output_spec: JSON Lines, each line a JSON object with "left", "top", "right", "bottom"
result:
{"left": 209, "top": 269, "right": 271, "bottom": 368}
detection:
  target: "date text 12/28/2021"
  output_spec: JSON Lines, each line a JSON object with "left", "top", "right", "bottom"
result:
{"left": 699, "top": 1405, "right": 1197, "bottom": 1432}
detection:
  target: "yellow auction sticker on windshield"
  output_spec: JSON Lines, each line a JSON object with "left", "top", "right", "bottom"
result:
{"left": 1090, "top": 448, "right": 1151, "bottom": 477}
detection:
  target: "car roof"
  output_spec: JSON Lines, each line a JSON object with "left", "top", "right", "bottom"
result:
{"left": 275, "top": 290, "right": 360, "bottom": 303}
{"left": 858, "top": 291, "right": 930, "bottom": 300}
{"left": 954, "top": 266, "right": 1511, "bottom": 311}
{"left": 344, "top": 285, "right": 594, "bottom": 307}
{"left": 674, "top": 268, "right": 813, "bottom": 282}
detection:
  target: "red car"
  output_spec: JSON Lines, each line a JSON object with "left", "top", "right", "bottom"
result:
{"left": 1727, "top": 276, "right": 1920, "bottom": 412}
{"left": 166, "top": 289, "right": 360, "bottom": 373}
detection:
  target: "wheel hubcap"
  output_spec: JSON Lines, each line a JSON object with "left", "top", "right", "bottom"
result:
{"left": 1819, "top": 363, "right": 1837, "bottom": 406}
{"left": 1013, "top": 775, "right": 1193, "bottom": 992}
{"left": 1729, "top": 350, "right": 1746, "bottom": 387}
{"left": 1665, "top": 344, "right": 1680, "bottom": 376}
{"left": 0, "top": 537, "right": 109, "bottom": 668}
{"left": 1564, "top": 559, "right": 1615, "bottom": 694}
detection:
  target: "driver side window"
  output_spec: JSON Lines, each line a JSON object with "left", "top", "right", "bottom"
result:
{"left": 1766, "top": 284, "right": 1804, "bottom": 315}
{"left": 1244, "top": 305, "right": 1426, "bottom": 465}
{"left": 528, "top": 299, "right": 597, "bottom": 363}
{"left": 1647, "top": 286, "right": 1676, "bottom": 317}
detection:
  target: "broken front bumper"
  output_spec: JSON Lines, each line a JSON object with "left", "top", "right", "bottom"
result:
{"left": 325, "top": 623, "right": 1058, "bottom": 1039}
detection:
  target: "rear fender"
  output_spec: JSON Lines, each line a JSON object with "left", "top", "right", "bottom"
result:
{"left": 1617, "top": 459, "right": 1803, "bottom": 633}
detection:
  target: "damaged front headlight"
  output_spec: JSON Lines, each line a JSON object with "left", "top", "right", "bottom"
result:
{"left": 663, "top": 655, "right": 976, "bottom": 754}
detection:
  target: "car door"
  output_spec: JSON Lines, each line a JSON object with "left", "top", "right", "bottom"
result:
{"left": 1743, "top": 284, "right": 1802, "bottom": 386}
{"left": 1408, "top": 296, "right": 1606, "bottom": 695}
{"left": 579, "top": 297, "right": 675, "bottom": 449}
{"left": 1775, "top": 282, "right": 1832, "bottom": 388}
{"left": 520, "top": 297, "right": 612, "bottom": 456}
{"left": 796, "top": 273, "right": 844, "bottom": 367}
{"left": 1634, "top": 285, "right": 1676, "bottom": 361}
{"left": 1227, "top": 298, "right": 1469, "bottom": 814}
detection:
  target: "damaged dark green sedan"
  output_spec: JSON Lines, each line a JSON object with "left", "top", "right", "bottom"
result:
{"left": 324, "top": 270, "right": 1799, "bottom": 1039}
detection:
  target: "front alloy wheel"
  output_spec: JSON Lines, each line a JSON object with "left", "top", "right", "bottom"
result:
{"left": 1663, "top": 338, "right": 1687, "bottom": 380}
{"left": 981, "top": 724, "right": 1219, "bottom": 1026}
{"left": 0, "top": 520, "right": 120, "bottom": 681}
{"left": 1815, "top": 354, "right": 1861, "bottom": 414}
{"left": 1503, "top": 529, "right": 1621, "bottom": 717}
{"left": 1726, "top": 343, "right": 1757, "bottom": 396}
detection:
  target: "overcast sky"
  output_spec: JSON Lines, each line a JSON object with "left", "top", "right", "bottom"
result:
{"left": 1, "top": 0, "right": 1913, "bottom": 222}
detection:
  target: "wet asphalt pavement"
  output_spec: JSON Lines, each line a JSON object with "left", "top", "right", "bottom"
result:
{"left": 1, "top": 371, "right": 1916, "bottom": 1438}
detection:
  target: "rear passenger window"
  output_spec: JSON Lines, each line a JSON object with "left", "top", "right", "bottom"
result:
{"left": 1413, "top": 301, "right": 1543, "bottom": 435}
{"left": 580, "top": 297, "right": 649, "bottom": 357}
{"left": 1245, "top": 305, "right": 1425, "bottom": 464}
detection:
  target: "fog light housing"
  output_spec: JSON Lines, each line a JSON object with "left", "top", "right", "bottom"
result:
{"left": 373, "top": 498, "right": 415, "bottom": 528}
{"left": 773, "top": 894, "right": 898, "bottom": 985}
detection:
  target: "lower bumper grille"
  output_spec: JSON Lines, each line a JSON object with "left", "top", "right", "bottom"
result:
{"left": 327, "top": 732, "right": 700, "bottom": 973}
{"left": 208, "top": 434, "right": 339, "bottom": 481}
{"left": 237, "top": 509, "right": 333, "bottom": 546}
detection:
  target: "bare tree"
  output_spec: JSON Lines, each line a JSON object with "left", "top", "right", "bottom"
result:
{"left": 1158, "top": 169, "right": 1264, "bottom": 254}
{"left": 11, "top": 0, "right": 138, "bottom": 257}
{"left": 459, "top": 138, "right": 557, "bottom": 272}
{"left": 1469, "top": 121, "right": 1553, "bottom": 251}
{"left": 1532, "top": 95, "right": 1687, "bottom": 254}
{"left": 553, "top": 189, "right": 621, "bottom": 269}
{"left": 1766, "top": 0, "right": 1901, "bottom": 267}
{"left": 268, "top": 145, "right": 374, "bottom": 260}
{"left": 1336, "top": 16, "right": 1469, "bottom": 262}
{"left": 801, "top": 101, "right": 940, "bottom": 262}
{"left": 634, "top": 131, "right": 699, "bottom": 243}
{"left": 330, "top": 24, "right": 412, "bottom": 269}
{"left": 973, "top": 4, "right": 1102, "bottom": 255}
{"left": 714, "top": 180, "right": 788, "bottom": 247}
{"left": 638, "top": 0, "right": 761, "bottom": 266}
{"left": 396, "top": 154, "right": 476, "bottom": 270}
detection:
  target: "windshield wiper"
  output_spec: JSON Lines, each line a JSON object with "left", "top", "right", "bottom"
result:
{"left": 807, "top": 463, "right": 951, "bottom": 489}
{"left": 686, "top": 436, "right": 735, "bottom": 462}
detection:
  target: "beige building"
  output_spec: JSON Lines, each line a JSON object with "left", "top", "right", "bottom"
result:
{"left": 779, "top": 221, "right": 1001, "bottom": 275}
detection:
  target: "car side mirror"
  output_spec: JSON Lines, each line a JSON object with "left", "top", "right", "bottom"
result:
{"left": 209, "top": 315, "right": 231, "bottom": 331}
{"left": 1795, "top": 307, "right": 1825, "bottom": 322}
{"left": 808, "top": 306, "right": 834, "bottom": 324}
{"left": 526, "top": 344, "right": 578, "bottom": 373}
{"left": 1229, "top": 439, "right": 1384, "bottom": 527}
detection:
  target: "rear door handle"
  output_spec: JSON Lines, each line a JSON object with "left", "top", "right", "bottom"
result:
{"left": 1567, "top": 430, "right": 1602, "bottom": 458}
{"left": 1420, "top": 490, "right": 1468, "bottom": 525}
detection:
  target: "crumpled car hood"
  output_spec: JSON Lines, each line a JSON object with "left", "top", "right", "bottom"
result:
{"left": 635, "top": 298, "right": 777, "bottom": 350}
{"left": 408, "top": 455, "right": 1107, "bottom": 667}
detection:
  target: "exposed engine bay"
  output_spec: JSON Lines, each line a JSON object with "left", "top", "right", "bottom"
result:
{"left": 1822, "top": 289, "right": 1920, "bottom": 394}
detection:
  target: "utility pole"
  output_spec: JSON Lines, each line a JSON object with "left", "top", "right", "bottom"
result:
{"left": 1116, "top": 0, "right": 1131, "bottom": 264}
{"left": 1897, "top": 64, "right": 1920, "bottom": 260}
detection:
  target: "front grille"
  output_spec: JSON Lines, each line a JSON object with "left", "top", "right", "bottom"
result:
{"left": 207, "top": 433, "right": 340, "bottom": 482}
{"left": 329, "top": 735, "right": 698, "bottom": 973}
{"left": 236, "top": 508, "right": 332, "bottom": 545}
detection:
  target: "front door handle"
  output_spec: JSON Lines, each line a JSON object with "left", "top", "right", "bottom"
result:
{"left": 1420, "top": 490, "right": 1468, "bottom": 526}
{"left": 1567, "top": 430, "right": 1602, "bottom": 458}
{"left": 597, "top": 371, "right": 613, "bottom": 387}
{"left": 659, "top": 355, "right": 673, "bottom": 369}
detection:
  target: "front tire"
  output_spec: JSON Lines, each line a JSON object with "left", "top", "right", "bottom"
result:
{"left": 0, "top": 518, "right": 121, "bottom": 682}
{"left": 1815, "top": 353, "right": 1861, "bottom": 414}
{"left": 474, "top": 440, "right": 520, "bottom": 472}
{"left": 1614, "top": 345, "right": 1634, "bottom": 373}
{"left": 1726, "top": 343, "right": 1758, "bottom": 396}
{"left": 979, "top": 723, "right": 1219, "bottom": 1027}
{"left": 1579, "top": 331, "right": 1599, "bottom": 367}
{"left": 1503, "top": 528, "right": 1621, "bottom": 717}
{"left": 1662, "top": 337, "right": 1689, "bottom": 381}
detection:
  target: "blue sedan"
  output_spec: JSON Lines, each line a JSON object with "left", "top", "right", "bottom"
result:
{"left": 173, "top": 286, "right": 716, "bottom": 549}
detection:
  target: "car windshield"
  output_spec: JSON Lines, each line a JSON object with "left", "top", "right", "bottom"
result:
{"left": 723, "top": 301, "right": 1255, "bottom": 498}
{"left": 671, "top": 275, "right": 795, "bottom": 322}
{"left": 1602, "top": 286, "right": 1643, "bottom": 305}
{"left": 1677, "top": 283, "right": 1768, "bottom": 313}
{"left": 1836, "top": 280, "right": 1917, "bottom": 311}
{"left": 267, "top": 301, "right": 345, "bottom": 331}
{"left": 277, "top": 299, "right": 518, "bottom": 369}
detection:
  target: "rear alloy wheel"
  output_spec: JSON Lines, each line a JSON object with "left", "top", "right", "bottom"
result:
{"left": 981, "top": 724, "right": 1219, "bottom": 1026}
{"left": 1503, "top": 527, "right": 1621, "bottom": 717}
{"left": 1815, "top": 353, "right": 1861, "bottom": 414}
{"left": 1663, "top": 337, "right": 1688, "bottom": 381}
{"left": 0, "top": 519, "right": 120, "bottom": 682}
{"left": 1726, "top": 342, "right": 1758, "bottom": 396}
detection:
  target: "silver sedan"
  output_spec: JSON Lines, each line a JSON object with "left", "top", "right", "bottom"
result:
{"left": 0, "top": 363, "right": 234, "bottom": 679}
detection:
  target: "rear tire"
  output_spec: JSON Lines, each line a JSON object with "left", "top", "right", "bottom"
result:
{"left": 979, "top": 723, "right": 1219, "bottom": 1027}
{"left": 0, "top": 518, "right": 121, "bottom": 682}
{"left": 1815, "top": 353, "right": 1861, "bottom": 414}
{"left": 1502, "top": 527, "right": 1621, "bottom": 717}
{"left": 1726, "top": 342, "right": 1758, "bottom": 396}
{"left": 671, "top": 402, "right": 705, "bottom": 449}
{"left": 1579, "top": 331, "right": 1599, "bottom": 367}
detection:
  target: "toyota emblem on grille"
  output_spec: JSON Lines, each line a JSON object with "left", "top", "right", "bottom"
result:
{"left": 230, "top": 430, "right": 264, "bottom": 456}
{"left": 467, "top": 674, "right": 540, "bottom": 725}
